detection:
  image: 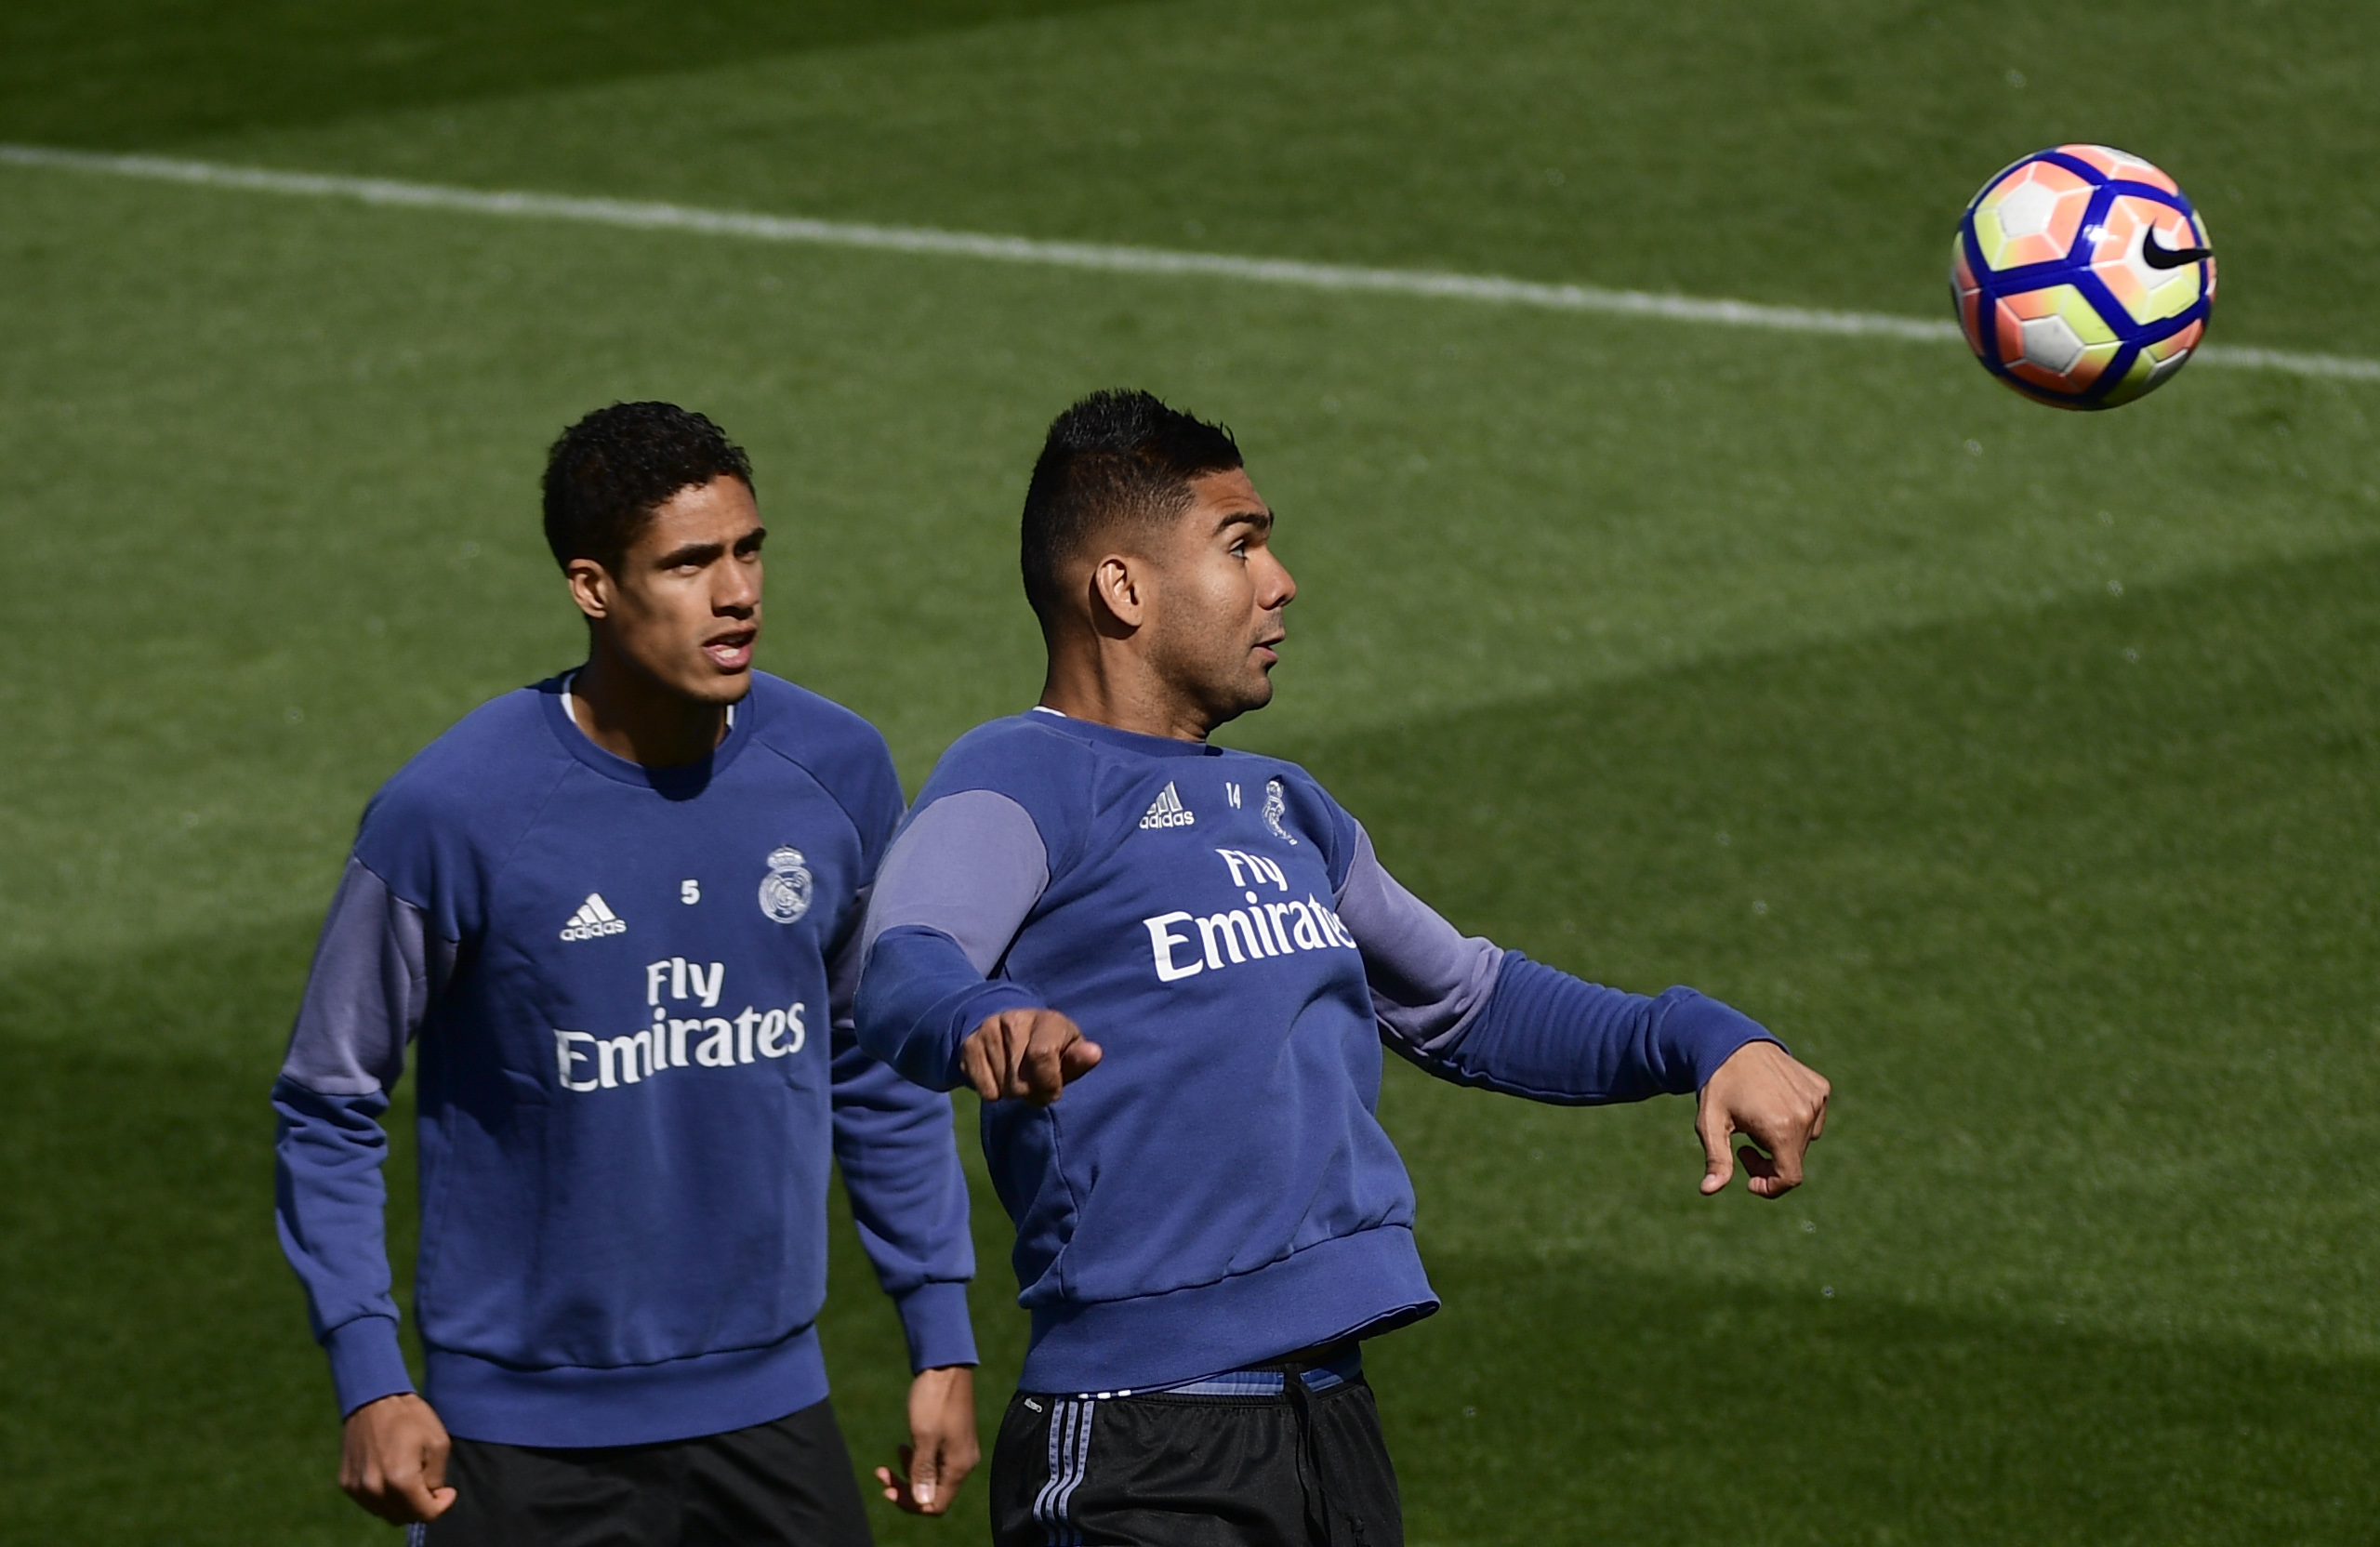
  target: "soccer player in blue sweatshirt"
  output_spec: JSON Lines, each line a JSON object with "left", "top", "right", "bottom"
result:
{"left": 856, "top": 390, "right": 1833, "bottom": 1546}
{"left": 273, "top": 403, "right": 980, "bottom": 1542}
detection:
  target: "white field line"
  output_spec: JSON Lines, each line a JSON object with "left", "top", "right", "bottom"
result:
{"left": 7, "top": 142, "right": 2376, "bottom": 383}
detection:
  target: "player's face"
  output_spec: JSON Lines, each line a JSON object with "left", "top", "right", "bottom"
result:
{"left": 575, "top": 476, "right": 764, "bottom": 705}
{"left": 1146, "top": 468, "right": 1296, "bottom": 725}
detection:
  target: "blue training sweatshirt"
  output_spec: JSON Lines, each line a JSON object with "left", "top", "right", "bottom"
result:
{"left": 854, "top": 709, "right": 1778, "bottom": 1395}
{"left": 272, "top": 671, "right": 977, "bottom": 1448}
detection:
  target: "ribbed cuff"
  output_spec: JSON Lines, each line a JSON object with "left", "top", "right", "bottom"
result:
{"left": 1662, "top": 991, "right": 1784, "bottom": 1090}
{"left": 893, "top": 1281, "right": 979, "bottom": 1372}
{"left": 939, "top": 982, "right": 1046, "bottom": 1090}
{"left": 324, "top": 1315, "right": 415, "bottom": 1416}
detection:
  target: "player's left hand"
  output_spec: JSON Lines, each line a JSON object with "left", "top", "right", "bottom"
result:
{"left": 1696, "top": 1039, "right": 1831, "bottom": 1198}
{"left": 877, "top": 1364, "right": 979, "bottom": 1515}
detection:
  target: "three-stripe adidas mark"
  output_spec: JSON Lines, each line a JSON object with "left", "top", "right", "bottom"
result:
{"left": 560, "top": 892, "right": 627, "bottom": 943}
{"left": 1033, "top": 1397, "right": 1095, "bottom": 1546}
{"left": 1139, "top": 781, "right": 1196, "bottom": 830}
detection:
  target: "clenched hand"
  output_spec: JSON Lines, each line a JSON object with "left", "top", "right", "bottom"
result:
{"left": 961, "top": 1008, "right": 1102, "bottom": 1105}
{"left": 1695, "top": 1039, "right": 1831, "bottom": 1198}
{"left": 340, "top": 1392, "right": 456, "bottom": 1524}
{"left": 875, "top": 1365, "right": 980, "bottom": 1514}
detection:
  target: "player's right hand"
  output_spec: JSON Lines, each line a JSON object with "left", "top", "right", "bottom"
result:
{"left": 339, "top": 1392, "right": 456, "bottom": 1524}
{"left": 1695, "top": 1038, "right": 1831, "bottom": 1199}
{"left": 961, "top": 1008, "right": 1102, "bottom": 1105}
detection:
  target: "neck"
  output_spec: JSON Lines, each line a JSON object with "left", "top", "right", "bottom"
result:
{"left": 1038, "top": 631, "right": 1217, "bottom": 742}
{"left": 570, "top": 643, "right": 731, "bottom": 767}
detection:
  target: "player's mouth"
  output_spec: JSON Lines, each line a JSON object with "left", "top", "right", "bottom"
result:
{"left": 1252, "top": 629, "right": 1286, "bottom": 667}
{"left": 702, "top": 628, "right": 757, "bottom": 670}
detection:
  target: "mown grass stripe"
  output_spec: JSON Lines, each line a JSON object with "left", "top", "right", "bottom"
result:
{"left": 6, "top": 142, "right": 2374, "bottom": 382}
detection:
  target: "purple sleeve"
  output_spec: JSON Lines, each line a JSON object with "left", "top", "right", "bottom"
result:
{"left": 860, "top": 789, "right": 1051, "bottom": 971}
{"left": 1336, "top": 825, "right": 1778, "bottom": 1101}
{"left": 271, "top": 858, "right": 453, "bottom": 1415}
{"left": 1333, "top": 825, "right": 1507, "bottom": 1048}
{"left": 853, "top": 790, "right": 1053, "bottom": 1090}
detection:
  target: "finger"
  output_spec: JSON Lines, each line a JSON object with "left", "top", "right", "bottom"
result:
{"left": 876, "top": 1464, "right": 904, "bottom": 1504}
{"left": 910, "top": 1436, "right": 941, "bottom": 1513}
{"left": 341, "top": 1475, "right": 390, "bottom": 1521}
{"left": 395, "top": 1469, "right": 449, "bottom": 1524}
{"left": 1024, "top": 1024, "right": 1075, "bottom": 1104}
{"left": 1004, "top": 1023, "right": 1041, "bottom": 1102}
{"left": 1061, "top": 1038, "right": 1104, "bottom": 1081}
{"left": 896, "top": 1442, "right": 924, "bottom": 1514}
{"left": 1696, "top": 1104, "right": 1735, "bottom": 1196}
{"left": 1808, "top": 1089, "right": 1829, "bottom": 1141}
{"left": 960, "top": 1035, "right": 1000, "bottom": 1103}
{"left": 983, "top": 1019, "right": 1020, "bottom": 1100}
{"left": 416, "top": 1428, "right": 457, "bottom": 1519}
{"left": 375, "top": 1451, "right": 425, "bottom": 1522}
{"left": 1022, "top": 1036, "right": 1059, "bottom": 1104}
{"left": 1740, "top": 1142, "right": 1800, "bottom": 1198}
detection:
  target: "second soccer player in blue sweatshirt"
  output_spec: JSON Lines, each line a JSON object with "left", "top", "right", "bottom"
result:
{"left": 857, "top": 390, "right": 1833, "bottom": 1547}
{"left": 275, "top": 404, "right": 980, "bottom": 1541}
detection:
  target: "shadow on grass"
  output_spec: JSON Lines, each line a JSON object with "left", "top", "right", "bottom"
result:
{"left": 0, "top": 0, "right": 1138, "bottom": 151}
{"left": 0, "top": 933, "right": 402, "bottom": 1544}
{"left": 1376, "top": 1251, "right": 2379, "bottom": 1547}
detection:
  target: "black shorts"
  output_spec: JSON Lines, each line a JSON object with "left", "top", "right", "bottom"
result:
{"left": 416, "top": 1396, "right": 873, "bottom": 1547}
{"left": 989, "top": 1355, "right": 1401, "bottom": 1547}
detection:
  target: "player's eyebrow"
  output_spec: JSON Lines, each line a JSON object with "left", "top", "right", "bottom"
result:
{"left": 655, "top": 526, "right": 765, "bottom": 568}
{"left": 1215, "top": 508, "right": 1274, "bottom": 538}
{"left": 654, "top": 539, "right": 726, "bottom": 569}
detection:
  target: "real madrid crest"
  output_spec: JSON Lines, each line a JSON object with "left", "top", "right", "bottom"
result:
{"left": 1263, "top": 777, "right": 1297, "bottom": 845}
{"left": 758, "top": 846, "right": 813, "bottom": 923}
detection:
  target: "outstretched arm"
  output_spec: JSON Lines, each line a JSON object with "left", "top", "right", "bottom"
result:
{"left": 855, "top": 788, "right": 1100, "bottom": 1105}
{"left": 1337, "top": 825, "right": 1829, "bottom": 1195}
{"left": 273, "top": 856, "right": 458, "bottom": 1521}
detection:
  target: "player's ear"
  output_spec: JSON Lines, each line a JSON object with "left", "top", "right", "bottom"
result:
{"left": 1089, "top": 554, "right": 1147, "bottom": 631}
{"left": 565, "top": 557, "right": 615, "bottom": 621}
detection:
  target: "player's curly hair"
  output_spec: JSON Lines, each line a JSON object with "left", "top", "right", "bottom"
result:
{"left": 542, "top": 402, "right": 754, "bottom": 575}
{"left": 1021, "top": 389, "right": 1243, "bottom": 628}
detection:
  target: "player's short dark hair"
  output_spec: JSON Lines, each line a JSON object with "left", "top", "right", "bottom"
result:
{"left": 541, "top": 402, "right": 754, "bottom": 574}
{"left": 1020, "top": 389, "right": 1243, "bottom": 624}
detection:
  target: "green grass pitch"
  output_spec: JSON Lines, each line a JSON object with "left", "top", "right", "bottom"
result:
{"left": 2, "top": 2, "right": 2376, "bottom": 1541}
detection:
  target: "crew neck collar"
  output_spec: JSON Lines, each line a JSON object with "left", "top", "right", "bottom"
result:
{"left": 1026, "top": 707, "right": 1223, "bottom": 760}
{"left": 540, "top": 671, "right": 757, "bottom": 789}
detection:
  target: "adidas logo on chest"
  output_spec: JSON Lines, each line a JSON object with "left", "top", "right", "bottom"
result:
{"left": 1140, "top": 780, "right": 1197, "bottom": 830}
{"left": 560, "top": 892, "right": 628, "bottom": 942}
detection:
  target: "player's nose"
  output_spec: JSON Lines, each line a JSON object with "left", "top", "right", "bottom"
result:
{"left": 1263, "top": 553, "right": 1297, "bottom": 610}
{"left": 716, "top": 569, "right": 760, "bottom": 615}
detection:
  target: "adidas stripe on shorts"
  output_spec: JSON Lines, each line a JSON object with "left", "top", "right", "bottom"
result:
{"left": 988, "top": 1345, "right": 1402, "bottom": 1547}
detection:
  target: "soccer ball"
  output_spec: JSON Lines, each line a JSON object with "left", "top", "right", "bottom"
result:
{"left": 1951, "top": 145, "right": 2215, "bottom": 410}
